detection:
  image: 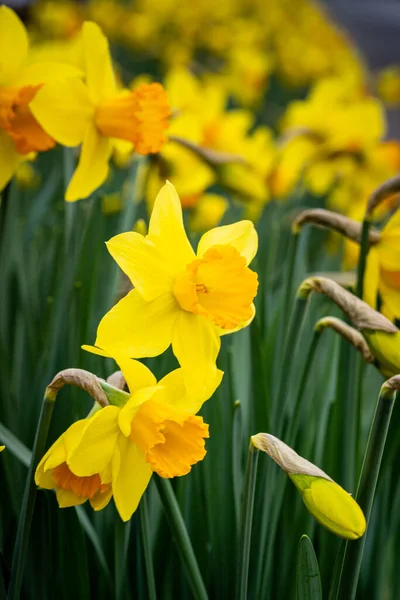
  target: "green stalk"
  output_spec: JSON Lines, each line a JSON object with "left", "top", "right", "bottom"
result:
{"left": 7, "top": 388, "right": 56, "bottom": 600}
{"left": 281, "top": 231, "right": 299, "bottom": 324}
{"left": 154, "top": 477, "right": 207, "bottom": 600}
{"left": 114, "top": 518, "right": 131, "bottom": 600}
{"left": 236, "top": 443, "right": 259, "bottom": 600}
{"left": 139, "top": 494, "right": 157, "bottom": 600}
{"left": 336, "top": 379, "right": 397, "bottom": 600}
{"left": 275, "top": 290, "right": 310, "bottom": 432}
{"left": 355, "top": 218, "right": 371, "bottom": 299}
{"left": 284, "top": 329, "right": 322, "bottom": 444}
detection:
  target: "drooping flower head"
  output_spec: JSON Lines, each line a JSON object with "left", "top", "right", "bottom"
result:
{"left": 36, "top": 356, "right": 222, "bottom": 521}
{"left": 30, "top": 21, "right": 171, "bottom": 201}
{"left": 0, "top": 6, "right": 80, "bottom": 190}
{"left": 91, "top": 181, "right": 258, "bottom": 394}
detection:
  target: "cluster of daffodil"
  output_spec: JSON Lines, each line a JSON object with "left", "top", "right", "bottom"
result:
{"left": 35, "top": 181, "right": 259, "bottom": 521}
{"left": 30, "top": 0, "right": 361, "bottom": 95}
{"left": 0, "top": 6, "right": 171, "bottom": 200}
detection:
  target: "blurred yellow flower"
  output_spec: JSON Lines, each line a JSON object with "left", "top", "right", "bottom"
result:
{"left": 30, "top": 21, "right": 170, "bottom": 201}
{"left": 93, "top": 182, "right": 258, "bottom": 394}
{"left": 0, "top": 6, "right": 79, "bottom": 190}
{"left": 364, "top": 210, "right": 400, "bottom": 320}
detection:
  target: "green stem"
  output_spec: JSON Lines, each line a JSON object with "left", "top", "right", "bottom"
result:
{"left": 281, "top": 232, "right": 299, "bottom": 323}
{"left": 114, "top": 518, "right": 131, "bottom": 600}
{"left": 285, "top": 329, "right": 322, "bottom": 444}
{"left": 7, "top": 390, "right": 56, "bottom": 600}
{"left": 336, "top": 381, "right": 397, "bottom": 600}
{"left": 139, "top": 494, "right": 157, "bottom": 600}
{"left": 275, "top": 293, "right": 310, "bottom": 432}
{"left": 355, "top": 218, "right": 371, "bottom": 299}
{"left": 154, "top": 477, "right": 207, "bottom": 600}
{"left": 236, "top": 444, "right": 259, "bottom": 600}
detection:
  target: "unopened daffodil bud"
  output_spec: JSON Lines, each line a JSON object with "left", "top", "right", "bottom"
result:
{"left": 0, "top": 446, "right": 5, "bottom": 452}
{"left": 251, "top": 433, "right": 366, "bottom": 540}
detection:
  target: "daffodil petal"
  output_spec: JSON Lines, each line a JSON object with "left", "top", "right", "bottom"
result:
{"left": 112, "top": 436, "right": 152, "bottom": 521}
{"left": 115, "top": 358, "right": 157, "bottom": 394}
{"left": 147, "top": 181, "right": 196, "bottom": 275}
{"left": 197, "top": 220, "right": 258, "bottom": 265}
{"left": 159, "top": 367, "right": 223, "bottom": 414}
{"left": 56, "top": 488, "right": 87, "bottom": 508}
{"left": 0, "top": 6, "right": 28, "bottom": 85}
{"left": 118, "top": 386, "right": 161, "bottom": 437}
{"left": 65, "top": 124, "right": 112, "bottom": 202}
{"left": 376, "top": 231, "right": 400, "bottom": 270}
{"left": 95, "top": 289, "right": 179, "bottom": 358}
{"left": 67, "top": 406, "right": 120, "bottom": 476}
{"left": 171, "top": 312, "right": 221, "bottom": 396}
{"left": 90, "top": 488, "right": 113, "bottom": 511}
{"left": 82, "top": 21, "right": 115, "bottom": 103}
{"left": 30, "top": 78, "right": 93, "bottom": 147}
{"left": 0, "top": 130, "right": 22, "bottom": 191}
{"left": 17, "top": 61, "right": 84, "bottom": 87}
{"left": 106, "top": 232, "right": 174, "bottom": 301}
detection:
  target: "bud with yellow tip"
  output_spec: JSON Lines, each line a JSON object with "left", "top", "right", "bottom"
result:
{"left": 251, "top": 433, "right": 366, "bottom": 540}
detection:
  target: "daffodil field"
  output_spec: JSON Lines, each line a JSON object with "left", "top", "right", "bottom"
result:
{"left": 2, "top": 1, "right": 400, "bottom": 599}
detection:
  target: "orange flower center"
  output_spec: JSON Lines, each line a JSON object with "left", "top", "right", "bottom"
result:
{"left": 129, "top": 400, "right": 209, "bottom": 478}
{"left": 172, "top": 244, "right": 258, "bottom": 330}
{"left": 0, "top": 85, "right": 55, "bottom": 154}
{"left": 52, "top": 462, "right": 110, "bottom": 500}
{"left": 95, "top": 82, "right": 170, "bottom": 155}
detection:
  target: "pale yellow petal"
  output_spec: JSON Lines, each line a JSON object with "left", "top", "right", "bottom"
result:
{"left": 82, "top": 21, "right": 116, "bottom": 103}
{"left": 0, "top": 130, "right": 22, "bottom": 191}
{"left": 197, "top": 220, "right": 258, "bottom": 265}
{"left": 65, "top": 124, "right": 112, "bottom": 202}
{"left": 171, "top": 312, "right": 221, "bottom": 397}
{"left": 112, "top": 436, "right": 152, "bottom": 521}
{"left": 30, "top": 79, "right": 93, "bottom": 147}
{"left": 90, "top": 488, "right": 113, "bottom": 511}
{"left": 159, "top": 367, "right": 223, "bottom": 414}
{"left": 16, "top": 61, "right": 84, "bottom": 87}
{"left": 0, "top": 6, "right": 28, "bottom": 85}
{"left": 56, "top": 488, "right": 87, "bottom": 508}
{"left": 118, "top": 386, "right": 161, "bottom": 437}
{"left": 106, "top": 232, "right": 174, "bottom": 301}
{"left": 147, "top": 182, "right": 196, "bottom": 275}
{"left": 95, "top": 289, "right": 179, "bottom": 358}
{"left": 67, "top": 406, "right": 120, "bottom": 476}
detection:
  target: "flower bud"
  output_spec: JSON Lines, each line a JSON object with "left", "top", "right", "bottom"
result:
{"left": 251, "top": 433, "right": 366, "bottom": 540}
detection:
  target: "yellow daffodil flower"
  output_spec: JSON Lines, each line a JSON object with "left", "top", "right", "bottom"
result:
{"left": 364, "top": 210, "right": 400, "bottom": 320}
{"left": 92, "top": 182, "right": 258, "bottom": 394}
{"left": 37, "top": 357, "right": 222, "bottom": 521}
{"left": 0, "top": 446, "right": 5, "bottom": 452}
{"left": 363, "top": 330, "right": 400, "bottom": 379}
{"left": 35, "top": 418, "right": 113, "bottom": 510}
{"left": 30, "top": 21, "right": 170, "bottom": 201}
{"left": 0, "top": 6, "right": 80, "bottom": 190}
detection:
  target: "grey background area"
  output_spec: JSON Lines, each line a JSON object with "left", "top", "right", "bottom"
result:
{"left": 325, "top": 2, "right": 400, "bottom": 137}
